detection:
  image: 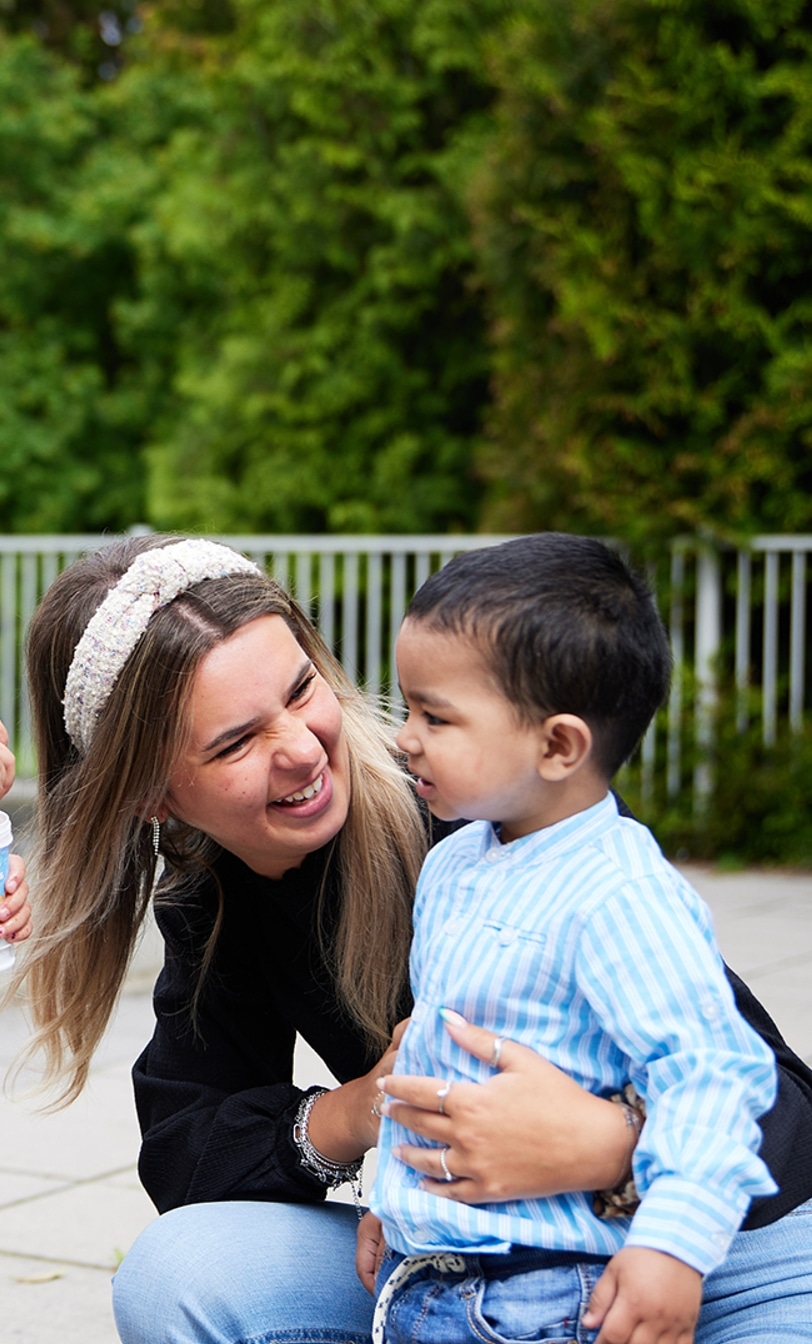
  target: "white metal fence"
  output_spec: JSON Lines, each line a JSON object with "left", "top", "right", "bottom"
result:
{"left": 2, "top": 533, "right": 811, "bottom": 802}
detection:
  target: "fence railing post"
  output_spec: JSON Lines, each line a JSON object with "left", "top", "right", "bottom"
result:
{"left": 694, "top": 544, "right": 722, "bottom": 813}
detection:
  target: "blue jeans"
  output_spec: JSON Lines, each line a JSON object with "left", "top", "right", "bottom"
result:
{"left": 112, "top": 1198, "right": 812, "bottom": 1343}
{"left": 372, "top": 1245, "right": 605, "bottom": 1344}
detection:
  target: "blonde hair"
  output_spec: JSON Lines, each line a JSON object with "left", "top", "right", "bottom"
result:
{"left": 8, "top": 536, "right": 426, "bottom": 1106}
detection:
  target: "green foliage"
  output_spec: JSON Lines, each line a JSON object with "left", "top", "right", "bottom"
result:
{"left": 138, "top": 0, "right": 499, "bottom": 534}
{"left": 0, "top": 34, "right": 144, "bottom": 529}
{"left": 0, "top": 1, "right": 139, "bottom": 82}
{"left": 620, "top": 692, "right": 812, "bottom": 868}
{"left": 2, "top": 0, "right": 812, "bottom": 542}
{"left": 0, "top": 26, "right": 216, "bottom": 530}
{"left": 0, "top": 0, "right": 502, "bottom": 534}
{"left": 474, "top": 0, "right": 812, "bottom": 542}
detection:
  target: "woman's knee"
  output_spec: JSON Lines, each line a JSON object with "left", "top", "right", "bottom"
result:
{"left": 699, "top": 1199, "right": 812, "bottom": 1342}
{"left": 113, "top": 1205, "right": 225, "bottom": 1344}
{"left": 113, "top": 1200, "right": 374, "bottom": 1344}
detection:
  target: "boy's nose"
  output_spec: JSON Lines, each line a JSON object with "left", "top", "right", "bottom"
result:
{"left": 395, "top": 720, "right": 418, "bottom": 755}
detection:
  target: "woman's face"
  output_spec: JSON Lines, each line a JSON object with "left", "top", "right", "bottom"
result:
{"left": 164, "top": 615, "right": 351, "bottom": 879}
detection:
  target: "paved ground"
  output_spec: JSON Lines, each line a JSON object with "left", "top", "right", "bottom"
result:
{"left": 0, "top": 858, "right": 809, "bottom": 1344}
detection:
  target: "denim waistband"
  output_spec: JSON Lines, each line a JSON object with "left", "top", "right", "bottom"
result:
{"left": 471, "top": 1244, "right": 610, "bottom": 1278}
{"left": 386, "top": 1244, "right": 610, "bottom": 1279}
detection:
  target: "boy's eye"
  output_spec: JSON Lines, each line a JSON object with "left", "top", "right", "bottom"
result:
{"left": 425, "top": 712, "right": 446, "bottom": 727}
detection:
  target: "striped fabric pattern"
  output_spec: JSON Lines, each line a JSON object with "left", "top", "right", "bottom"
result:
{"left": 372, "top": 795, "right": 777, "bottom": 1275}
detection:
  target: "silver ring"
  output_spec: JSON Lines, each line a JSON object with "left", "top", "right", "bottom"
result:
{"left": 439, "top": 1147, "right": 456, "bottom": 1182}
{"left": 371, "top": 1091, "right": 385, "bottom": 1119}
{"left": 490, "top": 1037, "right": 505, "bottom": 1069}
{"left": 436, "top": 1080, "right": 452, "bottom": 1115}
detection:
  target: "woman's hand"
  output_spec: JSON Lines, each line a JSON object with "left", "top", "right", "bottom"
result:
{"left": 379, "top": 1011, "right": 631, "bottom": 1204}
{"left": 306, "top": 1018, "right": 410, "bottom": 1163}
{"left": 2, "top": 855, "right": 32, "bottom": 945}
{"left": 0, "top": 721, "right": 14, "bottom": 800}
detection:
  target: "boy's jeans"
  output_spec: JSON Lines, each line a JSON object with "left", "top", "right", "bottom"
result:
{"left": 374, "top": 1244, "right": 607, "bottom": 1344}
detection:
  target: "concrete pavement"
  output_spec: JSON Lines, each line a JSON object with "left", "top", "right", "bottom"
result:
{"left": 0, "top": 851, "right": 810, "bottom": 1343}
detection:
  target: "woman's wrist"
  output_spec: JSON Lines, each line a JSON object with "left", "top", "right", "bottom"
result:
{"left": 554, "top": 1090, "right": 638, "bottom": 1194}
{"left": 300, "top": 1078, "right": 371, "bottom": 1165}
{"left": 592, "top": 1087, "right": 645, "bottom": 1219}
{"left": 292, "top": 1088, "right": 363, "bottom": 1189}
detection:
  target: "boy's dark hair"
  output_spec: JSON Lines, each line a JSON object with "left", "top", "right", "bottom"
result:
{"left": 406, "top": 533, "right": 672, "bottom": 779}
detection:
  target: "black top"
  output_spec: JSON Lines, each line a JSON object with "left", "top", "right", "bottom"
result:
{"left": 134, "top": 837, "right": 812, "bottom": 1228}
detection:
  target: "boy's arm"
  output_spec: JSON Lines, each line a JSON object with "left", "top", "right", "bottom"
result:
{"left": 577, "top": 872, "right": 777, "bottom": 1276}
{"left": 356, "top": 1211, "right": 386, "bottom": 1295}
{"left": 615, "top": 789, "right": 812, "bottom": 1231}
{"left": 584, "top": 1247, "right": 702, "bottom": 1344}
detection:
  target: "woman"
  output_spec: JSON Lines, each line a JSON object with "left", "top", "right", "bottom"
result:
{"left": 15, "top": 534, "right": 812, "bottom": 1343}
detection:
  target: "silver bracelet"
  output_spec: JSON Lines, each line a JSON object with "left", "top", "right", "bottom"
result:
{"left": 292, "top": 1088, "right": 364, "bottom": 1207}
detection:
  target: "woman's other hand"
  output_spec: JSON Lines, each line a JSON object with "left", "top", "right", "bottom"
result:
{"left": 379, "top": 1011, "right": 631, "bottom": 1204}
{"left": 2, "top": 855, "right": 32, "bottom": 945}
{"left": 0, "top": 721, "right": 14, "bottom": 800}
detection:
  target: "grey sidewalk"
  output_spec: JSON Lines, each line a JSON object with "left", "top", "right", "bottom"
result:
{"left": 1, "top": 863, "right": 810, "bottom": 1344}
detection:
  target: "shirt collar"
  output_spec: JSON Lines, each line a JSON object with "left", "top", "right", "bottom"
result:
{"left": 483, "top": 791, "right": 618, "bottom": 863}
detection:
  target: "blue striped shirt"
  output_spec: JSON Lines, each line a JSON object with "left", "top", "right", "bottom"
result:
{"left": 371, "top": 794, "right": 777, "bottom": 1274}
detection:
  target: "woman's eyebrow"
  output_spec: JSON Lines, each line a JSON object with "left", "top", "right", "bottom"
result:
{"left": 200, "top": 718, "right": 262, "bottom": 754}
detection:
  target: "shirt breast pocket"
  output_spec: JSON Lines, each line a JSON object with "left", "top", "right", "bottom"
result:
{"left": 470, "top": 920, "right": 558, "bottom": 1012}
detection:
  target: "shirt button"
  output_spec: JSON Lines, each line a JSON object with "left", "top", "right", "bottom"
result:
{"left": 499, "top": 927, "right": 518, "bottom": 945}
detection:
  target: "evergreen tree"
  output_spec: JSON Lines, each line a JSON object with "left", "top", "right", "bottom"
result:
{"left": 140, "top": 0, "right": 499, "bottom": 534}
{"left": 475, "top": 0, "right": 812, "bottom": 541}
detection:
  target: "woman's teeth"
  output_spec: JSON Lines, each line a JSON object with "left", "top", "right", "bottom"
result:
{"left": 278, "top": 773, "right": 324, "bottom": 805}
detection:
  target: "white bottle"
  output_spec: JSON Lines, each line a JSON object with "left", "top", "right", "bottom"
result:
{"left": 0, "top": 811, "right": 16, "bottom": 971}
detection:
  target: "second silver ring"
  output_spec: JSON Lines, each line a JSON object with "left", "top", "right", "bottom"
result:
{"left": 439, "top": 1146, "right": 456, "bottom": 1182}
{"left": 436, "top": 1080, "right": 452, "bottom": 1115}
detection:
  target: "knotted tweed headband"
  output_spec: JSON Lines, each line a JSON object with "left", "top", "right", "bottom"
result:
{"left": 63, "top": 539, "right": 262, "bottom": 755}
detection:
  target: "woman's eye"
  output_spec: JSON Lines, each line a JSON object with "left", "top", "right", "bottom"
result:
{"left": 215, "top": 735, "right": 249, "bottom": 759}
{"left": 290, "top": 670, "right": 317, "bottom": 703}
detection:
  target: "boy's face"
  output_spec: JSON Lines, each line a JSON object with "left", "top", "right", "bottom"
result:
{"left": 395, "top": 618, "right": 551, "bottom": 843}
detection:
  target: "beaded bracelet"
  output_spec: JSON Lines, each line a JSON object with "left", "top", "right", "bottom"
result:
{"left": 592, "top": 1085, "right": 647, "bottom": 1220}
{"left": 292, "top": 1088, "right": 364, "bottom": 1215}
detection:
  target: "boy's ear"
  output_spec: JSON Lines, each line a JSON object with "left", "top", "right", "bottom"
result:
{"left": 537, "top": 714, "right": 593, "bottom": 780}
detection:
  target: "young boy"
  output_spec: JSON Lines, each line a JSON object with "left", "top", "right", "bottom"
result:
{"left": 363, "top": 534, "right": 777, "bottom": 1343}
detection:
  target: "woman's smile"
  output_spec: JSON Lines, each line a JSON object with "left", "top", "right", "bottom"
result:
{"left": 274, "top": 770, "right": 326, "bottom": 806}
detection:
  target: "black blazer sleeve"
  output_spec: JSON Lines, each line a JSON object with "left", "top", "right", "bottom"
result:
{"left": 134, "top": 864, "right": 374, "bottom": 1214}
{"left": 134, "top": 896, "right": 321, "bottom": 1213}
{"left": 728, "top": 966, "right": 812, "bottom": 1228}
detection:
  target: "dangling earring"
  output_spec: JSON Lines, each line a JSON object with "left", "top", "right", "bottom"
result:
{"left": 150, "top": 816, "right": 161, "bottom": 856}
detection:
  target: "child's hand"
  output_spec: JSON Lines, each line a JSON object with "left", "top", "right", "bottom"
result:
{"left": 356, "top": 1211, "right": 386, "bottom": 1295}
{"left": 0, "top": 721, "right": 14, "bottom": 800}
{"left": 2, "top": 855, "right": 32, "bottom": 945}
{"left": 583, "top": 1246, "right": 702, "bottom": 1343}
